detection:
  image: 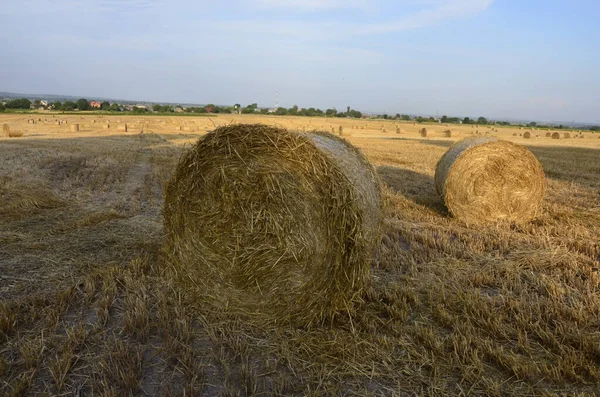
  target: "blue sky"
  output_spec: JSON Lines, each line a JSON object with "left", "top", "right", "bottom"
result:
{"left": 1, "top": 0, "right": 599, "bottom": 122}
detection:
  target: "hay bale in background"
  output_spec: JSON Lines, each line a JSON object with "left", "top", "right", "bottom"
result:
{"left": 70, "top": 124, "right": 80, "bottom": 132}
{"left": 2, "top": 124, "right": 10, "bottom": 136}
{"left": 444, "top": 129, "right": 453, "bottom": 138}
{"left": 117, "top": 124, "right": 128, "bottom": 132}
{"left": 563, "top": 132, "right": 571, "bottom": 139}
{"left": 163, "top": 124, "right": 382, "bottom": 326}
{"left": 338, "top": 126, "right": 343, "bottom": 135}
{"left": 420, "top": 128, "right": 428, "bottom": 137}
{"left": 103, "top": 124, "right": 110, "bottom": 129}
{"left": 523, "top": 131, "right": 531, "bottom": 139}
{"left": 396, "top": 127, "right": 401, "bottom": 134}
{"left": 435, "top": 137, "right": 545, "bottom": 225}
{"left": 546, "top": 132, "right": 551, "bottom": 137}
{"left": 551, "top": 132, "right": 560, "bottom": 139}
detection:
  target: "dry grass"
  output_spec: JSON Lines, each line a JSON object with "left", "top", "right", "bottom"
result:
{"left": 0, "top": 113, "right": 599, "bottom": 396}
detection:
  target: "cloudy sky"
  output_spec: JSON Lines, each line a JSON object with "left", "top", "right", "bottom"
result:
{"left": 1, "top": 0, "right": 599, "bottom": 122}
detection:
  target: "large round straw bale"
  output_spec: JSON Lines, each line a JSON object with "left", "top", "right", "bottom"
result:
{"left": 117, "top": 124, "right": 128, "bottom": 132}
{"left": 444, "top": 129, "right": 453, "bottom": 137}
{"left": 103, "top": 124, "right": 110, "bottom": 129}
{"left": 420, "top": 128, "right": 428, "bottom": 137}
{"left": 435, "top": 137, "right": 545, "bottom": 225}
{"left": 70, "top": 124, "right": 80, "bottom": 132}
{"left": 551, "top": 132, "right": 560, "bottom": 139}
{"left": 546, "top": 132, "right": 551, "bottom": 137}
{"left": 2, "top": 124, "right": 10, "bottom": 136}
{"left": 563, "top": 132, "right": 571, "bottom": 139}
{"left": 396, "top": 127, "right": 401, "bottom": 134}
{"left": 163, "top": 124, "right": 382, "bottom": 326}
{"left": 523, "top": 131, "right": 531, "bottom": 139}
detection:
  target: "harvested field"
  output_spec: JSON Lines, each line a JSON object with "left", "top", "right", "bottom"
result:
{"left": 0, "top": 113, "right": 599, "bottom": 396}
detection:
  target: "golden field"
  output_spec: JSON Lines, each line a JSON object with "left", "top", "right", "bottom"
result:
{"left": 1, "top": 113, "right": 599, "bottom": 396}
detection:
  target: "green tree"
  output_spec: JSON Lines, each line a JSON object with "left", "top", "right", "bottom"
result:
{"left": 275, "top": 107, "right": 288, "bottom": 115}
{"left": 108, "top": 103, "right": 120, "bottom": 112}
{"left": 32, "top": 100, "right": 41, "bottom": 108}
{"left": 401, "top": 114, "right": 410, "bottom": 121}
{"left": 76, "top": 98, "right": 89, "bottom": 111}
{"left": 63, "top": 101, "right": 76, "bottom": 111}
{"left": 528, "top": 121, "right": 537, "bottom": 127}
{"left": 0, "top": 103, "right": 5, "bottom": 112}
{"left": 101, "top": 101, "right": 111, "bottom": 111}
{"left": 463, "top": 117, "right": 472, "bottom": 124}
{"left": 52, "top": 101, "right": 63, "bottom": 110}
{"left": 6, "top": 98, "right": 32, "bottom": 109}
{"left": 325, "top": 108, "right": 337, "bottom": 117}
{"left": 477, "top": 116, "right": 488, "bottom": 125}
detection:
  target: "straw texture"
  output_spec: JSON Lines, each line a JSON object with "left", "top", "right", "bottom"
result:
{"left": 163, "top": 124, "right": 382, "bottom": 326}
{"left": 435, "top": 137, "right": 545, "bottom": 225}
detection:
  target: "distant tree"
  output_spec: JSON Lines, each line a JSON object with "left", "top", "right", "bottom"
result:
{"left": 63, "top": 101, "right": 76, "bottom": 111}
{"left": 349, "top": 110, "right": 362, "bottom": 118}
{"left": 32, "top": 100, "right": 41, "bottom": 108}
{"left": 441, "top": 115, "right": 448, "bottom": 123}
{"left": 133, "top": 106, "right": 148, "bottom": 113}
{"left": 477, "top": 116, "right": 488, "bottom": 125}
{"left": 51, "top": 101, "right": 62, "bottom": 110}
{"left": 347, "top": 106, "right": 351, "bottom": 114}
{"left": 152, "top": 104, "right": 162, "bottom": 112}
{"left": 76, "top": 98, "right": 89, "bottom": 111}
{"left": 0, "top": 103, "right": 5, "bottom": 112}
{"left": 260, "top": 108, "right": 269, "bottom": 114}
{"left": 5, "top": 98, "right": 32, "bottom": 109}
{"left": 108, "top": 103, "right": 120, "bottom": 112}
{"left": 275, "top": 107, "right": 288, "bottom": 115}
{"left": 288, "top": 105, "right": 299, "bottom": 115}
{"left": 401, "top": 114, "right": 410, "bottom": 121}
{"left": 325, "top": 108, "right": 337, "bottom": 117}
{"left": 528, "top": 121, "right": 537, "bottom": 127}
{"left": 463, "top": 117, "right": 472, "bottom": 124}
{"left": 101, "top": 101, "right": 111, "bottom": 111}
{"left": 383, "top": 114, "right": 389, "bottom": 119}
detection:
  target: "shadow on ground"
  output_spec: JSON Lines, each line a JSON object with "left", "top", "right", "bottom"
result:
{"left": 377, "top": 165, "right": 447, "bottom": 215}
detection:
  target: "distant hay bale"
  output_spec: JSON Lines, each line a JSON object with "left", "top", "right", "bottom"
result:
{"left": 563, "top": 132, "right": 571, "bottom": 139}
{"left": 2, "top": 124, "right": 10, "bottom": 136}
{"left": 546, "top": 132, "right": 551, "bottom": 137}
{"left": 117, "top": 124, "right": 128, "bottom": 132}
{"left": 70, "top": 124, "right": 80, "bottom": 132}
{"left": 551, "top": 132, "right": 560, "bottom": 139}
{"left": 103, "top": 124, "right": 110, "bottom": 129}
{"left": 338, "top": 126, "right": 343, "bottom": 134}
{"left": 163, "top": 124, "right": 382, "bottom": 325}
{"left": 175, "top": 126, "right": 182, "bottom": 131}
{"left": 523, "top": 131, "right": 531, "bottom": 139}
{"left": 382, "top": 128, "right": 387, "bottom": 133}
{"left": 420, "top": 128, "right": 428, "bottom": 137}
{"left": 513, "top": 133, "right": 517, "bottom": 136}
{"left": 28, "top": 119, "right": 34, "bottom": 124}
{"left": 444, "top": 129, "right": 453, "bottom": 137}
{"left": 396, "top": 127, "right": 401, "bottom": 134}
{"left": 435, "top": 137, "right": 545, "bottom": 225}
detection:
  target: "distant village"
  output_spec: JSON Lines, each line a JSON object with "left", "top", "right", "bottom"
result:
{"left": 1, "top": 97, "right": 597, "bottom": 130}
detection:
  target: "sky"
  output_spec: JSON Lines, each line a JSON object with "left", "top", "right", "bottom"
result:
{"left": 0, "top": 0, "right": 599, "bottom": 123}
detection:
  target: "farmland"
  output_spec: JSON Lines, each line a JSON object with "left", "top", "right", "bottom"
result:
{"left": 1, "top": 113, "right": 599, "bottom": 396}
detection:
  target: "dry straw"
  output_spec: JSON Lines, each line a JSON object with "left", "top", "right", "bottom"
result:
{"left": 70, "top": 124, "right": 80, "bottom": 132}
{"left": 420, "top": 128, "right": 428, "bottom": 137}
{"left": 163, "top": 124, "right": 382, "bottom": 326}
{"left": 546, "top": 132, "right": 552, "bottom": 137}
{"left": 523, "top": 131, "right": 531, "bottom": 139}
{"left": 3, "top": 124, "right": 23, "bottom": 137}
{"left": 444, "top": 129, "right": 453, "bottom": 138}
{"left": 551, "top": 132, "right": 560, "bottom": 139}
{"left": 435, "top": 136, "right": 545, "bottom": 225}
{"left": 563, "top": 132, "right": 571, "bottom": 139}
{"left": 117, "top": 124, "right": 128, "bottom": 132}
{"left": 103, "top": 124, "right": 110, "bottom": 129}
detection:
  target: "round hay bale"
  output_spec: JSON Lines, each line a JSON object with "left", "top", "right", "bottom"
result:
{"left": 338, "top": 126, "right": 343, "bottom": 134}
{"left": 396, "top": 127, "right": 401, "bottom": 134}
{"left": 546, "top": 132, "right": 551, "bottom": 137}
{"left": 103, "top": 124, "right": 110, "bottom": 129}
{"left": 117, "top": 124, "right": 128, "bottom": 132}
{"left": 435, "top": 137, "right": 545, "bottom": 225}
{"left": 420, "top": 128, "right": 428, "bottom": 137}
{"left": 70, "top": 124, "right": 80, "bottom": 132}
{"left": 163, "top": 124, "right": 382, "bottom": 326}
{"left": 444, "top": 129, "right": 453, "bottom": 138}
{"left": 551, "top": 132, "right": 560, "bottom": 139}
{"left": 523, "top": 131, "right": 531, "bottom": 139}
{"left": 513, "top": 133, "right": 517, "bottom": 136}
{"left": 563, "top": 132, "right": 571, "bottom": 139}
{"left": 2, "top": 124, "right": 10, "bottom": 136}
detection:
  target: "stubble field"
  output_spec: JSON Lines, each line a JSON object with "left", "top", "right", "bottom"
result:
{"left": 1, "top": 113, "right": 599, "bottom": 396}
